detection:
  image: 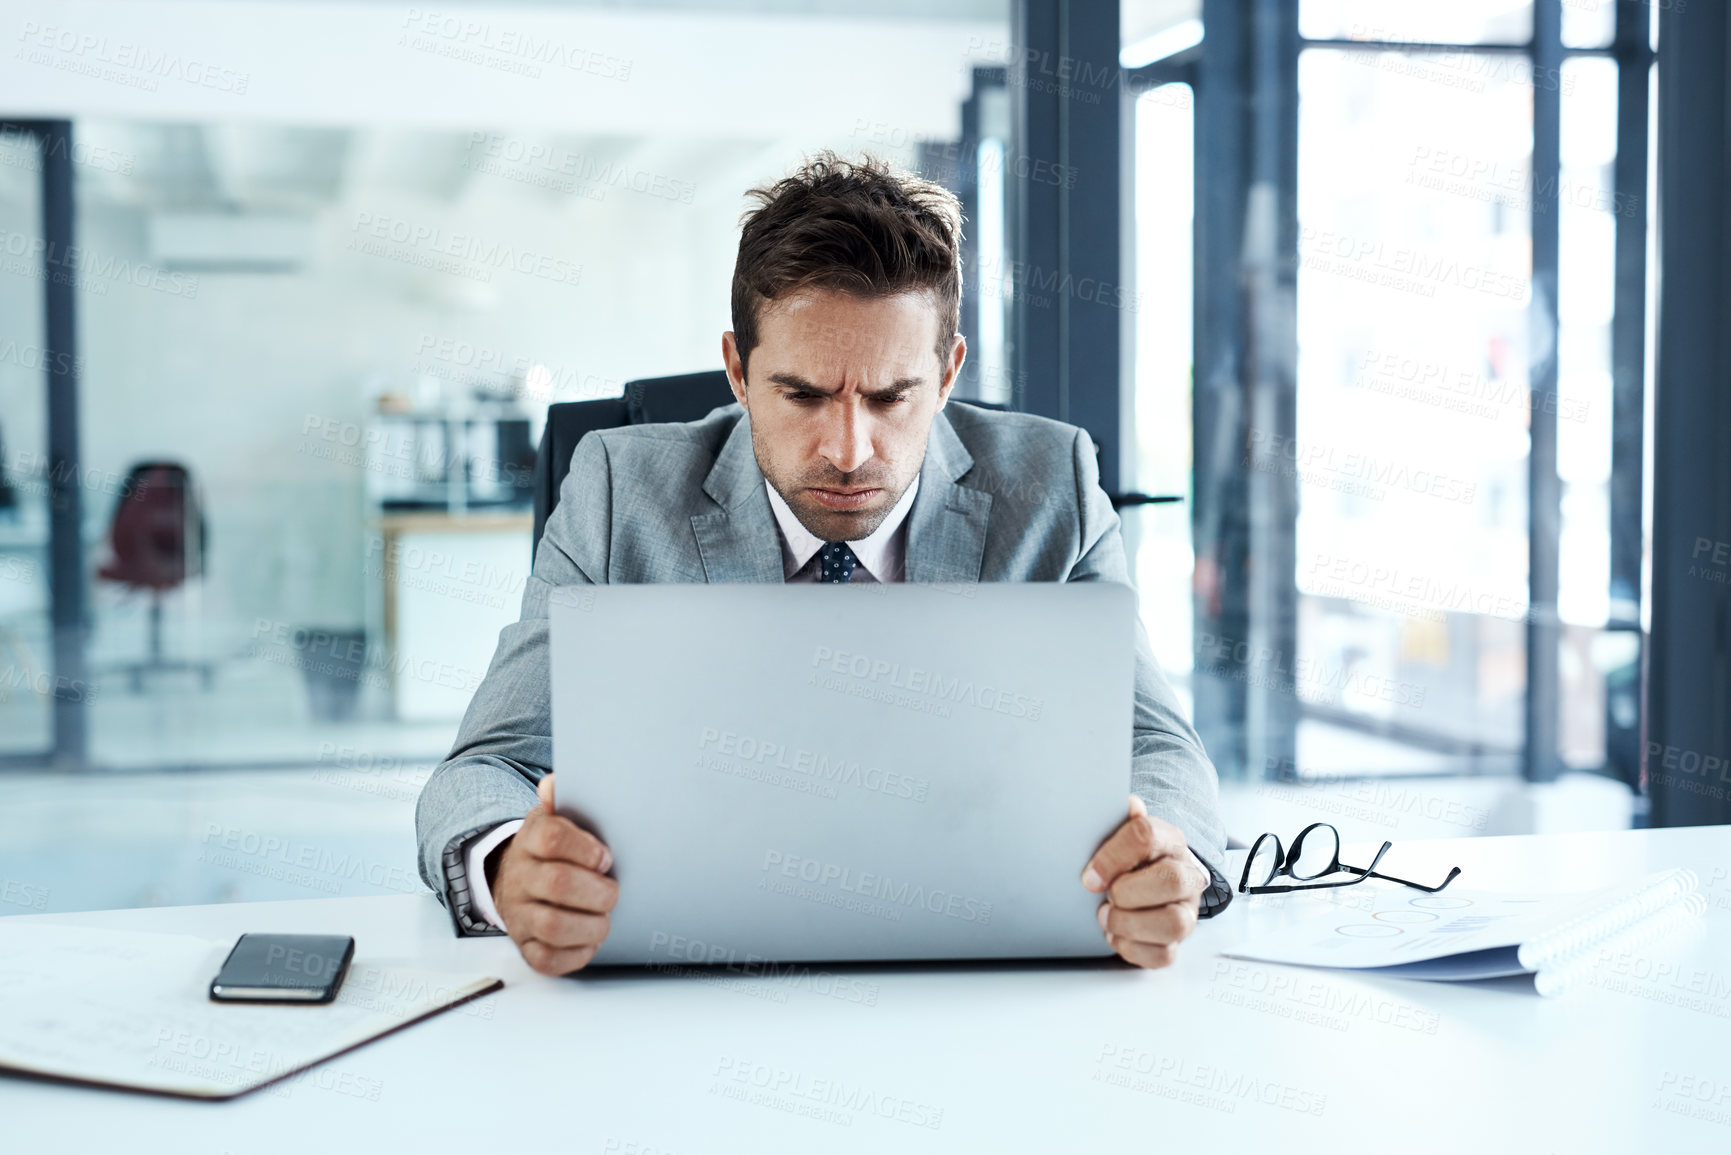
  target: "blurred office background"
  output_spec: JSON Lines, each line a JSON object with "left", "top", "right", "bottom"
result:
{"left": 2, "top": 0, "right": 1727, "bottom": 916}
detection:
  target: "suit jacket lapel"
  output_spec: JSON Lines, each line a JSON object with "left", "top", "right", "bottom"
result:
{"left": 905, "top": 406, "right": 992, "bottom": 583}
{"left": 691, "top": 412, "right": 785, "bottom": 584}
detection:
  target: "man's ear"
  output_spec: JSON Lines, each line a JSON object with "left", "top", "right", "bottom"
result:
{"left": 721, "top": 331, "right": 749, "bottom": 410}
{"left": 936, "top": 333, "right": 966, "bottom": 409}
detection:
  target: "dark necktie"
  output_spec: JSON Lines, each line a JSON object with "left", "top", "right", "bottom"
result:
{"left": 818, "top": 541, "right": 859, "bottom": 584}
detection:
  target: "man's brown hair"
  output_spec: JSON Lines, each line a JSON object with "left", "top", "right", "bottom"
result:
{"left": 731, "top": 151, "right": 963, "bottom": 378}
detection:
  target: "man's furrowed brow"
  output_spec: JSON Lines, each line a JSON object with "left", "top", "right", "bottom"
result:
{"left": 767, "top": 372, "right": 924, "bottom": 398}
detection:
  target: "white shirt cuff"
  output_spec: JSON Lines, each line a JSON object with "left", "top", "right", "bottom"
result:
{"left": 463, "top": 819, "right": 525, "bottom": 931}
{"left": 1187, "top": 846, "right": 1213, "bottom": 888}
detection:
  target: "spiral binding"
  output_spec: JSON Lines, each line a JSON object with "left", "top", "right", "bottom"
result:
{"left": 1517, "top": 868, "right": 1700, "bottom": 972}
{"left": 1533, "top": 892, "right": 1708, "bottom": 998}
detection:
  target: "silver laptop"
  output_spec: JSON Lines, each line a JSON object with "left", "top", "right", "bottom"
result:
{"left": 548, "top": 582, "right": 1135, "bottom": 966}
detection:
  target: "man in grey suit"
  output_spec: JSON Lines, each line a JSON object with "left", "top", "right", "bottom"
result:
{"left": 416, "top": 152, "right": 1233, "bottom": 975}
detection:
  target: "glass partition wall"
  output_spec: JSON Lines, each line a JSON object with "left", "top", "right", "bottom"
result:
{"left": 0, "top": 3, "right": 1014, "bottom": 915}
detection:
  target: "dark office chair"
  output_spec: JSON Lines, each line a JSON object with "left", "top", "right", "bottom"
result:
{"left": 528, "top": 370, "right": 1169, "bottom": 561}
{"left": 532, "top": 371, "right": 728, "bottom": 561}
{"left": 97, "top": 462, "right": 216, "bottom": 691}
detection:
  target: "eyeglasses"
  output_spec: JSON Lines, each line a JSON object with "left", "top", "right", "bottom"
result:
{"left": 1238, "top": 822, "right": 1462, "bottom": 896}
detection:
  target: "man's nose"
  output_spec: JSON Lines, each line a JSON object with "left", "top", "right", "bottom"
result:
{"left": 818, "top": 399, "right": 874, "bottom": 475}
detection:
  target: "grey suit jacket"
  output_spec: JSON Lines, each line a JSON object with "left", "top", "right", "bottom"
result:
{"left": 415, "top": 401, "right": 1234, "bottom": 937}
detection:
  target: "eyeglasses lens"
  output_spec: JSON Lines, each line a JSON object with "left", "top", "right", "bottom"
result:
{"left": 1288, "top": 825, "right": 1341, "bottom": 880}
{"left": 1246, "top": 836, "right": 1283, "bottom": 888}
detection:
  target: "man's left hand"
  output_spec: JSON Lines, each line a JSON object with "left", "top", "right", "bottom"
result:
{"left": 1081, "top": 795, "right": 1209, "bottom": 969}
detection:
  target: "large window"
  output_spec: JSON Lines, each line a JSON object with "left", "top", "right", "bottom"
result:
{"left": 1293, "top": 45, "right": 1534, "bottom": 770}
{"left": 1127, "top": 0, "right": 1654, "bottom": 820}
{"left": 1130, "top": 81, "right": 1196, "bottom": 683}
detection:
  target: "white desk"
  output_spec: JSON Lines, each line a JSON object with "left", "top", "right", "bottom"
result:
{"left": 5, "top": 826, "right": 1729, "bottom": 1153}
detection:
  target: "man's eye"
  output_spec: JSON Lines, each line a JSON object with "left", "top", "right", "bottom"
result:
{"left": 782, "top": 391, "right": 904, "bottom": 404}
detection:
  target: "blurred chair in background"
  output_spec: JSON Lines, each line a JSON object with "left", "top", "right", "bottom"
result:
{"left": 98, "top": 462, "right": 215, "bottom": 692}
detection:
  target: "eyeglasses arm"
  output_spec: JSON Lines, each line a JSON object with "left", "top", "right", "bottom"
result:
{"left": 1359, "top": 865, "right": 1462, "bottom": 893}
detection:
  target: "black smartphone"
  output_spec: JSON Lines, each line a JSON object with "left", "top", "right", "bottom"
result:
{"left": 209, "top": 934, "right": 355, "bottom": 1003}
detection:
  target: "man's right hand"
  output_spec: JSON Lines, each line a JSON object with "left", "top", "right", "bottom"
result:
{"left": 488, "top": 773, "right": 618, "bottom": 975}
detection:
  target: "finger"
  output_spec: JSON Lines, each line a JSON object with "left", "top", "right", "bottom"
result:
{"left": 537, "top": 773, "right": 555, "bottom": 810}
{"left": 1101, "top": 899, "right": 1198, "bottom": 947}
{"left": 1082, "top": 813, "right": 1189, "bottom": 892}
{"left": 521, "top": 858, "right": 619, "bottom": 914}
{"left": 1106, "top": 934, "right": 1177, "bottom": 970}
{"left": 1108, "top": 855, "right": 1209, "bottom": 910}
{"left": 517, "top": 811, "right": 612, "bottom": 874}
{"left": 510, "top": 902, "right": 611, "bottom": 951}
{"left": 518, "top": 939, "right": 599, "bottom": 977}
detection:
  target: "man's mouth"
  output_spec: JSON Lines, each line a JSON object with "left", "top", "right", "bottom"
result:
{"left": 807, "top": 486, "right": 881, "bottom": 511}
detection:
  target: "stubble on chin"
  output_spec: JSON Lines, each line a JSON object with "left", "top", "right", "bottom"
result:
{"left": 783, "top": 488, "right": 897, "bottom": 542}
{"left": 752, "top": 425, "right": 917, "bottom": 542}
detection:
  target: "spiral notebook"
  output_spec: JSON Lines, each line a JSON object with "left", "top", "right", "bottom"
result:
{"left": 1221, "top": 868, "right": 1706, "bottom": 997}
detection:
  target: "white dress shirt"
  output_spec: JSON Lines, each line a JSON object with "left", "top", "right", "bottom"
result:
{"left": 462, "top": 476, "right": 921, "bottom": 930}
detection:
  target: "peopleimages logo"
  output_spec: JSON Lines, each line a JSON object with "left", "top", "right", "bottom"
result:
{"left": 809, "top": 645, "right": 1044, "bottom": 721}
{"left": 1246, "top": 428, "right": 1479, "bottom": 505}
{"left": 696, "top": 727, "right": 930, "bottom": 803}
{"left": 0, "top": 227, "right": 200, "bottom": 298}
{"left": 15, "top": 21, "right": 251, "bottom": 93}
{"left": 398, "top": 8, "right": 633, "bottom": 81}
{"left": 346, "top": 212, "right": 582, "bottom": 286}
{"left": 710, "top": 1057, "right": 944, "bottom": 1130}
{"left": 760, "top": 850, "right": 993, "bottom": 924}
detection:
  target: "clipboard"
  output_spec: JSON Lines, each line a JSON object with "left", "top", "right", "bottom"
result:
{"left": 0, "top": 923, "right": 503, "bottom": 1100}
